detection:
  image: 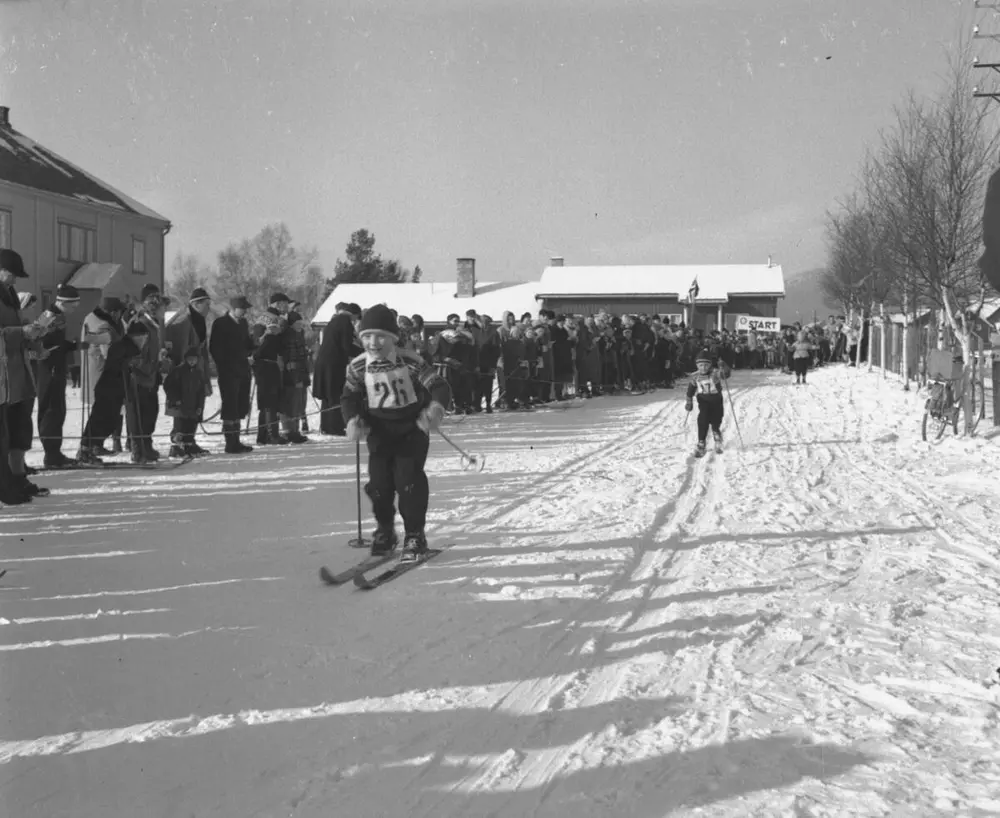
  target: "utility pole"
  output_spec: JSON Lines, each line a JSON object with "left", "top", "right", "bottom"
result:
{"left": 974, "top": 1, "right": 1000, "bottom": 424}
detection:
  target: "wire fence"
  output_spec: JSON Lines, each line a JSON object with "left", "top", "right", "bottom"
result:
{"left": 865, "top": 320, "right": 999, "bottom": 426}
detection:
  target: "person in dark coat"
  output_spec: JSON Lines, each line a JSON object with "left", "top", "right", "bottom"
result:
{"left": 279, "top": 309, "right": 311, "bottom": 443}
{"left": 1, "top": 249, "right": 49, "bottom": 503}
{"left": 312, "top": 301, "right": 362, "bottom": 436}
{"left": 550, "top": 316, "right": 575, "bottom": 400}
{"left": 475, "top": 316, "right": 501, "bottom": 413}
{"left": 125, "top": 283, "right": 167, "bottom": 464}
{"left": 78, "top": 323, "right": 150, "bottom": 465}
{"left": 209, "top": 295, "right": 255, "bottom": 454}
{"left": 164, "top": 346, "right": 209, "bottom": 451}
{"left": 251, "top": 303, "right": 287, "bottom": 444}
{"left": 36, "top": 284, "right": 82, "bottom": 467}
{"left": 164, "top": 288, "right": 212, "bottom": 457}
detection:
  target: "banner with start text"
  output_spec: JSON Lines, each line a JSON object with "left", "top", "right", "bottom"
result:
{"left": 734, "top": 315, "right": 782, "bottom": 334}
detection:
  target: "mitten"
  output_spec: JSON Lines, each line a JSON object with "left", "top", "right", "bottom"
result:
{"left": 345, "top": 416, "right": 370, "bottom": 443}
{"left": 685, "top": 400, "right": 693, "bottom": 412}
{"left": 417, "top": 401, "right": 446, "bottom": 433}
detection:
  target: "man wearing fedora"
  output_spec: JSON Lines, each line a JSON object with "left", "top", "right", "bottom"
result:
{"left": 209, "top": 295, "right": 255, "bottom": 454}
{"left": 36, "top": 283, "right": 82, "bottom": 468}
{"left": 164, "top": 287, "right": 213, "bottom": 457}
{"left": 126, "top": 283, "right": 170, "bottom": 464}
{"left": 80, "top": 294, "right": 127, "bottom": 458}
{"left": 0, "top": 249, "right": 50, "bottom": 502}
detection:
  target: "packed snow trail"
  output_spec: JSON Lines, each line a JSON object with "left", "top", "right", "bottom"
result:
{"left": 2, "top": 368, "right": 999, "bottom": 817}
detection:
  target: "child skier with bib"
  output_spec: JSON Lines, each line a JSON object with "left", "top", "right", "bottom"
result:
{"left": 342, "top": 305, "right": 452, "bottom": 561}
{"left": 685, "top": 349, "right": 728, "bottom": 457}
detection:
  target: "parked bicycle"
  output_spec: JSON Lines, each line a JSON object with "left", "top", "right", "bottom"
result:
{"left": 921, "top": 349, "right": 984, "bottom": 441}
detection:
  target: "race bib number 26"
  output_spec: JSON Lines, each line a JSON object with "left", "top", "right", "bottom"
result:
{"left": 365, "top": 367, "right": 419, "bottom": 410}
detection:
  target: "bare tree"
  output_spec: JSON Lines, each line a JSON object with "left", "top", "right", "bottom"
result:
{"left": 166, "top": 251, "right": 214, "bottom": 305}
{"left": 823, "top": 193, "right": 899, "bottom": 369}
{"left": 863, "top": 52, "right": 1000, "bottom": 427}
{"left": 215, "top": 223, "right": 320, "bottom": 312}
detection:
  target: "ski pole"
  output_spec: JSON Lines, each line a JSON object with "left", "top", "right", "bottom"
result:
{"left": 722, "top": 375, "right": 744, "bottom": 448}
{"left": 246, "top": 378, "right": 256, "bottom": 435}
{"left": 347, "top": 442, "right": 368, "bottom": 548}
{"left": 436, "top": 427, "right": 486, "bottom": 472}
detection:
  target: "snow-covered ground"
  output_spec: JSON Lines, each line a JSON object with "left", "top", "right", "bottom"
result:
{"left": 2, "top": 366, "right": 1000, "bottom": 817}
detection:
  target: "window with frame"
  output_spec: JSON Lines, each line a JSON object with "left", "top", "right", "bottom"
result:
{"left": 0, "top": 209, "right": 11, "bottom": 249}
{"left": 132, "top": 237, "right": 146, "bottom": 275}
{"left": 40, "top": 288, "right": 54, "bottom": 310}
{"left": 58, "top": 222, "right": 96, "bottom": 263}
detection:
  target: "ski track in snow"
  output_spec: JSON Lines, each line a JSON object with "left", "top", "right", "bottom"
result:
{"left": 2, "top": 368, "right": 1000, "bottom": 817}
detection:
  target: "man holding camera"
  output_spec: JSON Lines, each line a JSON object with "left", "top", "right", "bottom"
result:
{"left": 0, "top": 249, "right": 50, "bottom": 503}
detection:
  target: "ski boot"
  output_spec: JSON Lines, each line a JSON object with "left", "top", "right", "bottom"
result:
{"left": 400, "top": 532, "right": 429, "bottom": 563}
{"left": 693, "top": 439, "right": 707, "bottom": 459}
{"left": 17, "top": 475, "right": 51, "bottom": 498}
{"left": 76, "top": 446, "right": 104, "bottom": 466}
{"left": 370, "top": 527, "right": 398, "bottom": 557}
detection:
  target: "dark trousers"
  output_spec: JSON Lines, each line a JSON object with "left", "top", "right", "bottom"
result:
{"left": 82, "top": 390, "right": 125, "bottom": 449}
{"left": 126, "top": 384, "right": 159, "bottom": 456}
{"left": 475, "top": 372, "right": 495, "bottom": 409}
{"left": 320, "top": 399, "right": 345, "bottom": 435}
{"left": 171, "top": 416, "right": 199, "bottom": 446}
{"left": 0, "top": 404, "right": 13, "bottom": 493}
{"left": 37, "top": 378, "right": 68, "bottom": 459}
{"left": 365, "top": 426, "right": 430, "bottom": 534}
{"left": 793, "top": 357, "right": 810, "bottom": 379}
{"left": 445, "top": 368, "right": 472, "bottom": 410}
{"left": 218, "top": 375, "right": 251, "bottom": 421}
{"left": 697, "top": 400, "right": 724, "bottom": 442}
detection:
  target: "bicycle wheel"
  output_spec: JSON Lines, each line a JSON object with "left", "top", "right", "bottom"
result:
{"left": 922, "top": 410, "right": 948, "bottom": 442}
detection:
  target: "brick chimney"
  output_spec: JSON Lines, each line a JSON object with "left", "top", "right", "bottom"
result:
{"left": 0, "top": 107, "right": 10, "bottom": 128}
{"left": 456, "top": 257, "right": 475, "bottom": 298}
{"left": 550, "top": 256, "right": 564, "bottom": 267}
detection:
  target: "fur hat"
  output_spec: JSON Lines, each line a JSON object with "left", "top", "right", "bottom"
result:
{"left": 184, "top": 346, "right": 201, "bottom": 359}
{"left": 140, "top": 283, "right": 161, "bottom": 302}
{"left": 359, "top": 304, "right": 398, "bottom": 339}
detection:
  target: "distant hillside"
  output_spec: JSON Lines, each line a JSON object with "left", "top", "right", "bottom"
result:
{"left": 779, "top": 268, "right": 839, "bottom": 323}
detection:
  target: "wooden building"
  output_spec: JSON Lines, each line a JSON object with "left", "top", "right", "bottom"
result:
{"left": 534, "top": 257, "right": 786, "bottom": 332}
{"left": 0, "top": 105, "right": 171, "bottom": 337}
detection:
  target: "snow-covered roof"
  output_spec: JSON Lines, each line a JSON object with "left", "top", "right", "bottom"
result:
{"left": 534, "top": 264, "right": 786, "bottom": 302}
{"left": 976, "top": 298, "right": 1000, "bottom": 320}
{"left": 312, "top": 281, "right": 543, "bottom": 326}
{"left": 0, "top": 119, "right": 170, "bottom": 224}
{"left": 886, "top": 308, "right": 934, "bottom": 325}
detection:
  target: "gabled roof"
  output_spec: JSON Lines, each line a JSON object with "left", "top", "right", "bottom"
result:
{"left": 0, "top": 120, "right": 170, "bottom": 224}
{"left": 312, "top": 280, "right": 542, "bottom": 326}
{"left": 535, "top": 264, "right": 786, "bottom": 302}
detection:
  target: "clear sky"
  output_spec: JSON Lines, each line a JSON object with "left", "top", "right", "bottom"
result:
{"left": 0, "top": 0, "right": 978, "bottom": 284}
